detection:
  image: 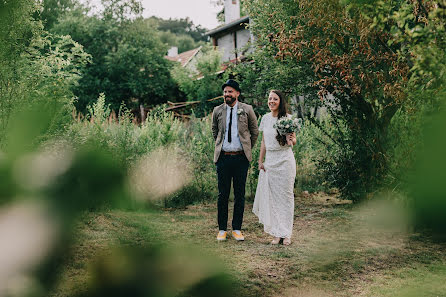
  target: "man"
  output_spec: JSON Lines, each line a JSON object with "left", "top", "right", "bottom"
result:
{"left": 212, "top": 79, "right": 259, "bottom": 241}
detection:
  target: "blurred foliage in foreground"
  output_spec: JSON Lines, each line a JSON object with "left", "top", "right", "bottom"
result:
{"left": 0, "top": 0, "right": 445, "bottom": 295}
{"left": 409, "top": 105, "right": 446, "bottom": 240}
{"left": 0, "top": 102, "right": 237, "bottom": 297}
{"left": 0, "top": 1, "right": 236, "bottom": 296}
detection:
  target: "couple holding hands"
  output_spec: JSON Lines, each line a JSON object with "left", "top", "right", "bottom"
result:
{"left": 212, "top": 79, "right": 297, "bottom": 246}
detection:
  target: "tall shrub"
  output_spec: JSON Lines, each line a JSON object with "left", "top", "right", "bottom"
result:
{"left": 0, "top": 1, "right": 89, "bottom": 148}
{"left": 237, "top": 0, "right": 415, "bottom": 201}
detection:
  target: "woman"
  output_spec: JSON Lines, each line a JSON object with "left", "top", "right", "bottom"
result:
{"left": 252, "top": 90, "right": 297, "bottom": 245}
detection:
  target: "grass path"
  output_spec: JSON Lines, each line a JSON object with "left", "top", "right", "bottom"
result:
{"left": 52, "top": 193, "right": 446, "bottom": 297}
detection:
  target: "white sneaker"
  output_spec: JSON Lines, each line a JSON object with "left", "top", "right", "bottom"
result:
{"left": 232, "top": 230, "right": 244, "bottom": 241}
{"left": 217, "top": 230, "right": 227, "bottom": 241}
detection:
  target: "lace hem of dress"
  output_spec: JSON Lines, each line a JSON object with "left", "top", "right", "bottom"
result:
{"left": 254, "top": 216, "right": 293, "bottom": 238}
{"left": 264, "top": 227, "right": 292, "bottom": 239}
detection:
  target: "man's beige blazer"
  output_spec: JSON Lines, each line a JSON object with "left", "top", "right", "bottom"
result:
{"left": 212, "top": 101, "right": 259, "bottom": 163}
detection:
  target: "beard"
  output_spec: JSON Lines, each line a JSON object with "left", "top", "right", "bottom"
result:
{"left": 225, "top": 96, "right": 236, "bottom": 105}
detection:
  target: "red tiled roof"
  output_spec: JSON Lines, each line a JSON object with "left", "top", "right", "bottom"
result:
{"left": 165, "top": 47, "right": 201, "bottom": 67}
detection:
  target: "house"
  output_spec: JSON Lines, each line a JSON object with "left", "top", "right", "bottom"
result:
{"left": 206, "top": 0, "right": 253, "bottom": 63}
{"left": 165, "top": 1, "right": 252, "bottom": 70}
{"left": 165, "top": 46, "right": 202, "bottom": 73}
{"left": 166, "top": 45, "right": 222, "bottom": 80}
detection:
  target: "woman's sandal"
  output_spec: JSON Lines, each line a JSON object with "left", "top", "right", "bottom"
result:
{"left": 271, "top": 237, "right": 281, "bottom": 245}
{"left": 283, "top": 238, "right": 291, "bottom": 246}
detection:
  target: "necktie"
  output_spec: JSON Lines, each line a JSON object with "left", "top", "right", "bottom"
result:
{"left": 228, "top": 107, "right": 233, "bottom": 143}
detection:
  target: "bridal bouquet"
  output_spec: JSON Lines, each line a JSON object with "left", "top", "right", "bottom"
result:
{"left": 273, "top": 116, "right": 301, "bottom": 135}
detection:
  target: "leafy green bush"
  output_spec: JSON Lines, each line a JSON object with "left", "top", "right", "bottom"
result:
{"left": 293, "top": 119, "right": 331, "bottom": 193}
{"left": 409, "top": 105, "right": 446, "bottom": 240}
{"left": 385, "top": 104, "right": 426, "bottom": 190}
{"left": 180, "top": 115, "right": 218, "bottom": 199}
{"left": 163, "top": 184, "right": 214, "bottom": 208}
{"left": 246, "top": 127, "right": 261, "bottom": 201}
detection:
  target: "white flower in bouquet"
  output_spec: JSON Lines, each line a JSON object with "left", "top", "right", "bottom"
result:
{"left": 273, "top": 115, "right": 301, "bottom": 136}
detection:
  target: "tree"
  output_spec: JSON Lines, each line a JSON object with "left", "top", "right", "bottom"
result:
{"left": 0, "top": 0, "right": 89, "bottom": 143}
{"left": 101, "top": 0, "right": 143, "bottom": 22}
{"left": 239, "top": 0, "right": 446, "bottom": 200}
{"left": 149, "top": 16, "right": 208, "bottom": 42}
{"left": 344, "top": 0, "right": 446, "bottom": 235}
{"left": 39, "top": 0, "right": 76, "bottom": 30}
{"left": 345, "top": 0, "right": 445, "bottom": 100}
{"left": 239, "top": 0, "right": 415, "bottom": 200}
{"left": 104, "top": 19, "right": 177, "bottom": 109}
{"left": 148, "top": 16, "right": 207, "bottom": 53}
{"left": 158, "top": 30, "right": 202, "bottom": 53}
{"left": 51, "top": 7, "right": 178, "bottom": 111}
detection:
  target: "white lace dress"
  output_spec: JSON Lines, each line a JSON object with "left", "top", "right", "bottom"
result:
{"left": 252, "top": 113, "right": 296, "bottom": 238}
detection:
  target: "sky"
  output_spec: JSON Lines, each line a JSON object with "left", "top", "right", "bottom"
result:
{"left": 86, "top": 0, "right": 222, "bottom": 30}
{"left": 141, "top": 0, "right": 221, "bottom": 30}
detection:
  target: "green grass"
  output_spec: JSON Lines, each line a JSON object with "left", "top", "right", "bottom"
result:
{"left": 365, "top": 263, "right": 446, "bottom": 297}
{"left": 50, "top": 194, "right": 446, "bottom": 297}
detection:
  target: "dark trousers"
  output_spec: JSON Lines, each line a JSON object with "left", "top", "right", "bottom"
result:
{"left": 216, "top": 154, "right": 250, "bottom": 231}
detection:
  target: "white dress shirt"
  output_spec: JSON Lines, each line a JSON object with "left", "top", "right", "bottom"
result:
{"left": 222, "top": 102, "right": 243, "bottom": 152}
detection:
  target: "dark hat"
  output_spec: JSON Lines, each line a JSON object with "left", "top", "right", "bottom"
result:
{"left": 222, "top": 79, "right": 241, "bottom": 93}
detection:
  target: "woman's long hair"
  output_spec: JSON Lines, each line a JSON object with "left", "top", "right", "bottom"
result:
{"left": 270, "top": 90, "right": 288, "bottom": 146}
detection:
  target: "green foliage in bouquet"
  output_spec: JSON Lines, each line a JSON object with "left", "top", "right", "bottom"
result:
{"left": 273, "top": 116, "right": 301, "bottom": 135}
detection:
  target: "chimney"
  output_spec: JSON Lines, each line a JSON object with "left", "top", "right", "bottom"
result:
{"left": 167, "top": 46, "right": 178, "bottom": 57}
{"left": 225, "top": 0, "right": 240, "bottom": 24}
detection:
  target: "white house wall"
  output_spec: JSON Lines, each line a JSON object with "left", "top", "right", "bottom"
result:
{"left": 217, "top": 34, "right": 236, "bottom": 61}
{"left": 236, "top": 28, "right": 252, "bottom": 55}
{"left": 216, "top": 28, "right": 252, "bottom": 62}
